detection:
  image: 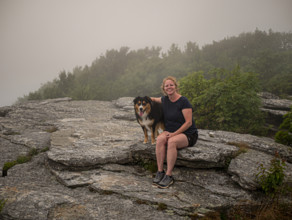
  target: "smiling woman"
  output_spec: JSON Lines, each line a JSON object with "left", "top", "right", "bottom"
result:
{"left": 151, "top": 76, "right": 198, "bottom": 189}
{"left": 161, "top": 76, "right": 180, "bottom": 98}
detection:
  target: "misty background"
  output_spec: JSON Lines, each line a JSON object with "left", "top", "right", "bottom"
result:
{"left": 0, "top": 0, "right": 291, "bottom": 107}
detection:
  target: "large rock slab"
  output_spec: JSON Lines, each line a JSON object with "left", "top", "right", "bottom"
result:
{"left": 131, "top": 141, "right": 238, "bottom": 169}
{"left": 47, "top": 115, "right": 142, "bottom": 169}
{"left": 47, "top": 98, "right": 243, "bottom": 170}
{"left": 261, "top": 97, "right": 292, "bottom": 111}
{"left": 50, "top": 163, "right": 254, "bottom": 214}
{"left": 199, "top": 130, "right": 292, "bottom": 163}
{"left": 1, "top": 97, "right": 292, "bottom": 219}
{"left": 0, "top": 154, "right": 185, "bottom": 220}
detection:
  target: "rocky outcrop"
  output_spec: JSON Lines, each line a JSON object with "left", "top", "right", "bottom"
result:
{"left": 0, "top": 97, "right": 291, "bottom": 219}
{"left": 259, "top": 92, "right": 292, "bottom": 130}
{"left": 260, "top": 92, "right": 292, "bottom": 111}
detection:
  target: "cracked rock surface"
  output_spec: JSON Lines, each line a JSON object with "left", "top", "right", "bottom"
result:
{"left": 0, "top": 97, "right": 291, "bottom": 219}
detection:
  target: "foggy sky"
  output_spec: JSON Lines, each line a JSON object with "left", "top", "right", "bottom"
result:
{"left": 0, "top": 0, "right": 291, "bottom": 107}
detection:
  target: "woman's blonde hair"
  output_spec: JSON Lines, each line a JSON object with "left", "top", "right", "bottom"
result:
{"left": 161, "top": 76, "right": 179, "bottom": 95}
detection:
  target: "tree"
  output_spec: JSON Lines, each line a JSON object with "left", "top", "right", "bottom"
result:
{"left": 22, "top": 30, "right": 292, "bottom": 104}
{"left": 180, "top": 67, "right": 266, "bottom": 135}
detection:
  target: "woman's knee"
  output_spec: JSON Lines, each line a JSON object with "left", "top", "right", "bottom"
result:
{"left": 168, "top": 134, "right": 188, "bottom": 150}
{"left": 167, "top": 138, "right": 177, "bottom": 149}
{"left": 157, "top": 133, "right": 167, "bottom": 144}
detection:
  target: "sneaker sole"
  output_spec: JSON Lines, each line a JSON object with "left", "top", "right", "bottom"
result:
{"left": 152, "top": 182, "right": 160, "bottom": 187}
{"left": 157, "top": 180, "right": 174, "bottom": 189}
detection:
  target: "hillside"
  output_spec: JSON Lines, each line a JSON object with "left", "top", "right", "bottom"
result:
{"left": 22, "top": 29, "right": 292, "bottom": 103}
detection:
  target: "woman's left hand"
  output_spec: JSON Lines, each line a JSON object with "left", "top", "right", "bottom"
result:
{"left": 165, "top": 132, "right": 175, "bottom": 139}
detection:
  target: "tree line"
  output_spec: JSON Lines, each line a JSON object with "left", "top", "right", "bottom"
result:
{"left": 18, "top": 29, "right": 292, "bottom": 140}
{"left": 21, "top": 29, "right": 292, "bottom": 102}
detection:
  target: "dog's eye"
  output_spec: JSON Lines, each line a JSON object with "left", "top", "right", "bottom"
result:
{"left": 142, "top": 101, "right": 146, "bottom": 105}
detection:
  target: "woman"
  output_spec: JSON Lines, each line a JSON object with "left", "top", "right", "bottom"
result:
{"left": 151, "top": 76, "right": 198, "bottom": 188}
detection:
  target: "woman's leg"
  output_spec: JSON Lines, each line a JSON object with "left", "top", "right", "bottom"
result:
{"left": 155, "top": 132, "right": 168, "bottom": 171}
{"left": 166, "top": 134, "right": 188, "bottom": 176}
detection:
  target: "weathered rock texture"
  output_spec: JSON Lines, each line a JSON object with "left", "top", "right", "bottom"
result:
{"left": 0, "top": 97, "right": 292, "bottom": 219}
{"left": 259, "top": 92, "right": 292, "bottom": 131}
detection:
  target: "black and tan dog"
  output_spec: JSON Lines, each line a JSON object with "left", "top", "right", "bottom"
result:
{"left": 133, "top": 96, "right": 164, "bottom": 145}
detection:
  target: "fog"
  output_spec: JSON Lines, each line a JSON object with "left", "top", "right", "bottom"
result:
{"left": 0, "top": 0, "right": 291, "bottom": 107}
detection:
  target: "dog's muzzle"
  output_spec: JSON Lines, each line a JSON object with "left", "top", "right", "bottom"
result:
{"left": 139, "top": 107, "right": 144, "bottom": 116}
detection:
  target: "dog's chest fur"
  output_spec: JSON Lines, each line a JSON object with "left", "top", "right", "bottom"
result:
{"left": 138, "top": 116, "right": 154, "bottom": 131}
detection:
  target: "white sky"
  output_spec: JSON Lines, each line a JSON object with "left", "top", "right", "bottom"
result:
{"left": 0, "top": 0, "right": 291, "bottom": 106}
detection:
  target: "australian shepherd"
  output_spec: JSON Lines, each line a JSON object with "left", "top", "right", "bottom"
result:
{"left": 133, "top": 96, "right": 164, "bottom": 145}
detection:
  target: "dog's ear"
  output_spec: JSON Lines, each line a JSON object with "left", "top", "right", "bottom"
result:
{"left": 145, "top": 96, "right": 152, "bottom": 103}
{"left": 133, "top": 96, "right": 140, "bottom": 103}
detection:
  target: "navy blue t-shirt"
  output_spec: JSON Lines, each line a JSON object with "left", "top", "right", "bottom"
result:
{"left": 161, "top": 96, "right": 197, "bottom": 135}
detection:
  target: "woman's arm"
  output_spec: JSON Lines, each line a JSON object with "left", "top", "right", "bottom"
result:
{"left": 168, "top": 108, "right": 192, "bottom": 137}
{"left": 151, "top": 97, "right": 162, "bottom": 103}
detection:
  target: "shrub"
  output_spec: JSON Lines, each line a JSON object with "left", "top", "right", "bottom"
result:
{"left": 180, "top": 67, "right": 266, "bottom": 135}
{"left": 255, "top": 152, "right": 292, "bottom": 219}
{"left": 275, "top": 110, "right": 292, "bottom": 146}
{"left": 256, "top": 152, "right": 287, "bottom": 198}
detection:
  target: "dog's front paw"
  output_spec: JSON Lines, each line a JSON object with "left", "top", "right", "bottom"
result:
{"left": 151, "top": 141, "right": 156, "bottom": 145}
{"left": 143, "top": 141, "right": 148, "bottom": 144}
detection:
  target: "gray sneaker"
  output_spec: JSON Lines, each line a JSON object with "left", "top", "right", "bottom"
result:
{"left": 153, "top": 170, "right": 165, "bottom": 186}
{"left": 157, "top": 175, "right": 174, "bottom": 189}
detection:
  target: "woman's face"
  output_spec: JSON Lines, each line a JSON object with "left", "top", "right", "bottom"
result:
{"left": 164, "top": 79, "right": 176, "bottom": 95}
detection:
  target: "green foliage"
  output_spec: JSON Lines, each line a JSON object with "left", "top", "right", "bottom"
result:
{"left": 3, "top": 161, "right": 17, "bottom": 172}
{"left": 19, "top": 29, "right": 292, "bottom": 104}
{"left": 28, "top": 148, "right": 39, "bottom": 157}
{"left": 254, "top": 152, "right": 292, "bottom": 220}
{"left": 157, "top": 203, "right": 167, "bottom": 211}
{"left": 16, "top": 155, "right": 31, "bottom": 164}
{"left": 275, "top": 131, "right": 292, "bottom": 146}
{"left": 180, "top": 67, "right": 266, "bottom": 135}
{"left": 0, "top": 199, "right": 7, "bottom": 213}
{"left": 224, "top": 142, "right": 249, "bottom": 169}
{"left": 275, "top": 110, "right": 292, "bottom": 146}
{"left": 2, "top": 148, "right": 39, "bottom": 175}
{"left": 136, "top": 158, "right": 157, "bottom": 173}
{"left": 40, "top": 147, "right": 50, "bottom": 152}
{"left": 256, "top": 152, "right": 287, "bottom": 197}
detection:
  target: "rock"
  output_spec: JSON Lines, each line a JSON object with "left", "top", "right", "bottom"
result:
{"left": 261, "top": 98, "right": 292, "bottom": 111}
{"left": 228, "top": 150, "right": 292, "bottom": 190}
{"left": 0, "top": 137, "right": 29, "bottom": 175}
{"left": 113, "top": 97, "right": 134, "bottom": 110}
{"left": 199, "top": 130, "right": 292, "bottom": 163}
{"left": 0, "top": 97, "right": 291, "bottom": 219}
{"left": 259, "top": 92, "right": 292, "bottom": 129}
{"left": 1, "top": 131, "right": 51, "bottom": 151}
{"left": 131, "top": 141, "right": 239, "bottom": 169}
{"left": 261, "top": 108, "right": 289, "bottom": 128}
{"left": 39, "top": 97, "right": 72, "bottom": 105}
{"left": 1, "top": 154, "right": 182, "bottom": 220}
{"left": 0, "top": 107, "right": 12, "bottom": 117}
{"left": 259, "top": 92, "right": 280, "bottom": 99}
{"left": 112, "top": 111, "right": 136, "bottom": 121}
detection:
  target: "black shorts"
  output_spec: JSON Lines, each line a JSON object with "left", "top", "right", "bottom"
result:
{"left": 185, "top": 132, "right": 198, "bottom": 147}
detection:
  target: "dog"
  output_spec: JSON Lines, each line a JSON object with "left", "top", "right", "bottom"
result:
{"left": 133, "top": 96, "right": 164, "bottom": 145}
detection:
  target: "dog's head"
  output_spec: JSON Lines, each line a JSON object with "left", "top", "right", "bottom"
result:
{"left": 133, "top": 96, "right": 152, "bottom": 117}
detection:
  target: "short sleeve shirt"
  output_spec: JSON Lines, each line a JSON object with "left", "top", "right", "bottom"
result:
{"left": 161, "top": 96, "right": 197, "bottom": 135}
